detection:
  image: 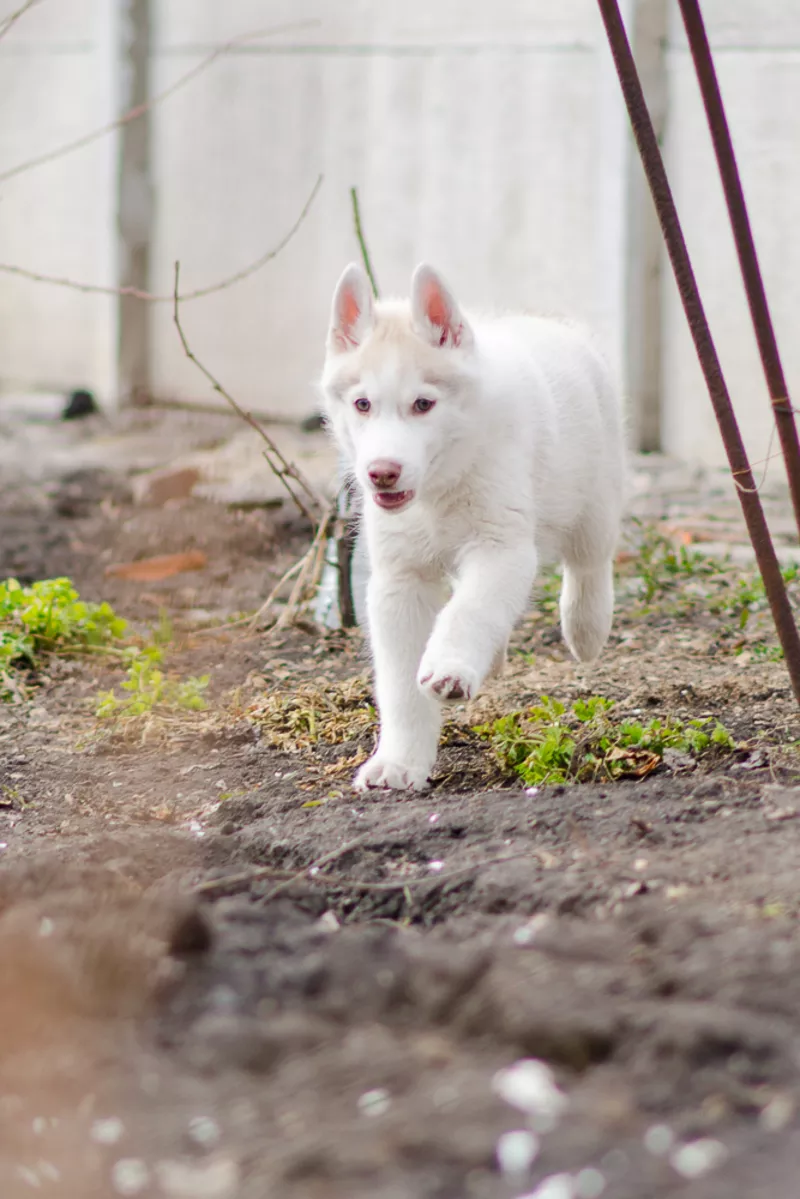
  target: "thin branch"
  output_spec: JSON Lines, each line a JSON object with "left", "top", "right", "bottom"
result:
{"left": 247, "top": 555, "right": 307, "bottom": 632}
{"left": 0, "top": 21, "right": 318, "bottom": 186}
{"left": 0, "top": 173, "right": 323, "bottom": 304}
{"left": 350, "top": 186, "right": 380, "bottom": 298}
{"left": 268, "top": 505, "right": 334, "bottom": 636}
{"left": 194, "top": 847, "right": 535, "bottom": 899}
{"left": 173, "top": 261, "right": 325, "bottom": 525}
{"left": 0, "top": 0, "right": 43, "bottom": 43}
{"left": 194, "top": 830, "right": 397, "bottom": 898}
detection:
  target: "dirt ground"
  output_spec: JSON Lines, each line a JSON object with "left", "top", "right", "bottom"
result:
{"left": 1, "top": 411, "right": 800, "bottom": 1198}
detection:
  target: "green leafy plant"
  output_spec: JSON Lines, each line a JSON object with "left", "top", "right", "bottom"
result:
{"left": 96, "top": 646, "right": 209, "bottom": 720}
{"left": 749, "top": 643, "right": 784, "bottom": 662}
{"left": 0, "top": 577, "right": 127, "bottom": 700}
{"left": 713, "top": 563, "right": 798, "bottom": 630}
{"left": 475, "top": 695, "right": 735, "bottom": 786}
{"left": 629, "top": 522, "right": 723, "bottom": 604}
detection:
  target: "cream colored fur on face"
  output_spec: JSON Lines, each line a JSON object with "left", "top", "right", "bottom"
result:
{"left": 320, "top": 263, "right": 627, "bottom": 792}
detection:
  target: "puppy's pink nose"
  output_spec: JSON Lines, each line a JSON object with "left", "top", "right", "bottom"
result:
{"left": 368, "top": 459, "right": 402, "bottom": 489}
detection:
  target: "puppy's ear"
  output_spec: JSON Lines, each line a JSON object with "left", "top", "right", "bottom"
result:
{"left": 411, "top": 264, "right": 473, "bottom": 350}
{"left": 328, "top": 264, "right": 374, "bottom": 353}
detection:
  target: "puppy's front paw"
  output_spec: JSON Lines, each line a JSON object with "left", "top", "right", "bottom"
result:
{"left": 417, "top": 656, "right": 480, "bottom": 703}
{"left": 354, "top": 755, "right": 431, "bottom": 793}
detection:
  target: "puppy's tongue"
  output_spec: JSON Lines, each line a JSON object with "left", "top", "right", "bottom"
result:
{"left": 374, "top": 490, "right": 413, "bottom": 511}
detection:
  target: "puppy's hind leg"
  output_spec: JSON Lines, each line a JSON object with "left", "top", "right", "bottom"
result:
{"left": 560, "top": 559, "right": 614, "bottom": 663}
{"left": 559, "top": 512, "right": 618, "bottom": 664}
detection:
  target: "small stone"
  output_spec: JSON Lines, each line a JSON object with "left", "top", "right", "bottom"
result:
{"left": 357, "top": 1088, "right": 391, "bottom": 1117}
{"left": 111, "top": 1158, "right": 150, "bottom": 1195}
{"left": 62, "top": 388, "right": 97, "bottom": 419}
{"left": 496, "top": 1129, "right": 539, "bottom": 1176}
{"left": 760, "top": 1093, "right": 795, "bottom": 1133}
{"left": 91, "top": 1117, "right": 125, "bottom": 1145}
{"left": 512, "top": 914, "right": 551, "bottom": 946}
{"left": 316, "top": 910, "right": 340, "bottom": 932}
{"left": 38, "top": 918, "right": 54, "bottom": 938}
{"left": 670, "top": 1138, "right": 728, "bottom": 1179}
{"left": 574, "top": 1167, "right": 606, "bottom": 1198}
{"left": 187, "top": 1116, "right": 221, "bottom": 1149}
{"left": 492, "top": 1060, "right": 568, "bottom": 1132}
{"left": 519, "top": 1173, "right": 575, "bottom": 1199}
{"left": 15, "top": 1165, "right": 41, "bottom": 1188}
{"left": 155, "top": 1156, "right": 239, "bottom": 1197}
{"left": 644, "top": 1124, "right": 674, "bottom": 1156}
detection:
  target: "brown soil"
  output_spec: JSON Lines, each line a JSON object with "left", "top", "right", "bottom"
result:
{"left": 1, "top": 461, "right": 800, "bottom": 1198}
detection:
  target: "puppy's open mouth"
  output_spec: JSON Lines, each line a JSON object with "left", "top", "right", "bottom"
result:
{"left": 373, "top": 490, "right": 415, "bottom": 512}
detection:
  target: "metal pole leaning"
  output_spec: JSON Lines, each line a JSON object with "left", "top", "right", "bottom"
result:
{"left": 677, "top": 0, "right": 800, "bottom": 540}
{"left": 596, "top": 0, "right": 800, "bottom": 705}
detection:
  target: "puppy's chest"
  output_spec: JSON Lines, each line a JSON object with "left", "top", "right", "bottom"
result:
{"left": 374, "top": 499, "right": 500, "bottom": 571}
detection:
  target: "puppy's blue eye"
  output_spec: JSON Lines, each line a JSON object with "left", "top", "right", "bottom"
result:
{"left": 354, "top": 397, "right": 371, "bottom": 414}
{"left": 413, "top": 397, "right": 435, "bottom": 414}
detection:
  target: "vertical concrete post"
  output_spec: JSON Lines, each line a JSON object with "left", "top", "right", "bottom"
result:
{"left": 117, "top": 0, "right": 151, "bottom": 405}
{"left": 624, "top": 0, "right": 668, "bottom": 451}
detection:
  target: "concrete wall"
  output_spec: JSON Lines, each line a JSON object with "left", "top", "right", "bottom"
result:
{"left": 148, "top": 0, "right": 627, "bottom": 420}
{"left": 661, "top": 0, "right": 800, "bottom": 467}
{"left": 0, "top": 0, "right": 117, "bottom": 402}
{"left": 2, "top": 0, "right": 800, "bottom": 474}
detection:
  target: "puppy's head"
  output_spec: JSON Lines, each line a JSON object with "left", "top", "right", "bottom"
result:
{"left": 320, "top": 264, "right": 478, "bottom": 513}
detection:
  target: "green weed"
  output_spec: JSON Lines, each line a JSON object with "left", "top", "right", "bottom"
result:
{"left": 0, "top": 577, "right": 126, "bottom": 700}
{"left": 475, "top": 694, "right": 735, "bottom": 786}
{"left": 712, "top": 563, "right": 798, "bottom": 630}
{"left": 749, "top": 643, "right": 785, "bottom": 662}
{"left": 629, "top": 522, "right": 723, "bottom": 604}
{"left": 96, "top": 646, "right": 209, "bottom": 720}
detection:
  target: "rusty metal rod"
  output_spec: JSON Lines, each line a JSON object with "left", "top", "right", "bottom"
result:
{"left": 677, "top": 0, "right": 800, "bottom": 540}
{"left": 596, "top": 0, "right": 800, "bottom": 705}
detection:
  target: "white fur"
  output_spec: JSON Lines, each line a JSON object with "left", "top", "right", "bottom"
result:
{"left": 320, "top": 263, "right": 626, "bottom": 792}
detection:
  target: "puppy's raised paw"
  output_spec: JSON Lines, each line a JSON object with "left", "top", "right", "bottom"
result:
{"left": 417, "top": 658, "right": 480, "bottom": 703}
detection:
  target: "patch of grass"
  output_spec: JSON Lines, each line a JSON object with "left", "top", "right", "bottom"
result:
{"left": 749, "top": 643, "right": 785, "bottom": 662}
{"left": 627, "top": 522, "right": 725, "bottom": 604}
{"left": 248, "top": 675, "right": 377, "bottom": 751}
{"left": 712, "top": 563, "right": 799, "bottom": 630}
{"left": 96, "top": 647, "right": 209, "bottom": 720}
{"left": 475, "top": 694, "right": 735, "bottom": 787}
{"left": 0, "top": 577, "right": 127, "bottom": 701}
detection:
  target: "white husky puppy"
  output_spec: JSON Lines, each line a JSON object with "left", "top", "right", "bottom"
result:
{"left": 320, "top": 263, "right": 626, "bottom": 792}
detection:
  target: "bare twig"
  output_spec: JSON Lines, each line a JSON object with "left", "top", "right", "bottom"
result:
{"left": 318, "top": 187, "right": 378, "bottom": 630}
{"left": 0, "top": 0, "right": 43, "bottom": 43}
{"left": 268, "top": 503, "right": 336, "bottom": 635}
{"left": 247, "top": 555, "right": 308, "bottom": 632}
{"left": 350, "top": 186, "right": 380, "bottom": 298}
{"left": 194, "top": 847, "right": 535, "bottom": 899}
{"left": 1, "top": 173, "right": 323, "bottom": 304}
{"left": 193, "top": 832, "right": 382, "bottom": 899}
{"left": 173, "top": 260, "right": 325, "bottom": 525}
{"left": 0, "top": 21, "right": 318, "bottom": 186}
